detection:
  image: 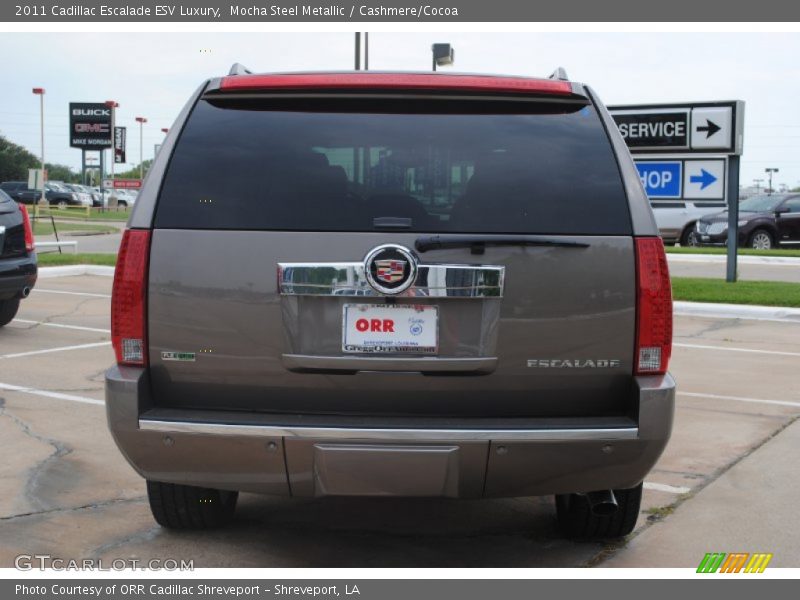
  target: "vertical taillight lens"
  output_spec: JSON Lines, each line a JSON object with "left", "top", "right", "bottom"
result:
{"left": 111, "top": 229, "right": 150, "bottom": 366}
{"left": 635, "top": 237, "right": 673, "bottom": 375}
{"left": 19, "top": 203, "right": 34, "bottom": 253}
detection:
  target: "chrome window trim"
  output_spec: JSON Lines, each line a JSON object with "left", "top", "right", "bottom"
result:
{"left": 139, "top": 419, "right": 638, "bottom": 442}
{"left": 278, "top": 262, "right": 505, "bottom": 298}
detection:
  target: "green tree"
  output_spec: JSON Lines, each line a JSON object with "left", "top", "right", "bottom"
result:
{"left": 114, "top": 159, "right": 153, "bottom": 180}
{"left": 45, "top": 163, "right": 80, "bottom": 183}
{"left": 0, "top": 134, "right": 39, "bottom": 182}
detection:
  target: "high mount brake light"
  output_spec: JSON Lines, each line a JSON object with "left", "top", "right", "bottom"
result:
{"left": 219, "top": 73, "right": 574, "bottom": 96}
{"left": 111, "top": 229, "right": 150, "bottom": 366}
{"left": 19, "top": 203, "right": 34, "bottom": 253}
{"left": 634, "top": 237, "right": 673, "bottom": 376}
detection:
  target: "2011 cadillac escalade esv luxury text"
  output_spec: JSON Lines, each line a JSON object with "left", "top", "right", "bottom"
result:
{"left": 106, "top": 69, "right": 674, "bottom": 539}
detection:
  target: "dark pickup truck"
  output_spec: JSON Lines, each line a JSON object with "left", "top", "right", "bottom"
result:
{"left": 0, "top": 181, "right": 84, "bottom": 208}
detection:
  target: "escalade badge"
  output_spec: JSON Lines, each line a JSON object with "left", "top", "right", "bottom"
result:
{"left": 364, "top": 244, "right": 418, "bottom": 295}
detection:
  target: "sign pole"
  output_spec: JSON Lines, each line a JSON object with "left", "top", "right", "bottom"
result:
{"left": 726, "top": 155, "right": 741, "bottom": 283}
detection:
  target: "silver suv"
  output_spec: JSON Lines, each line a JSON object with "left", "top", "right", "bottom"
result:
{"left": 106, "top": 69, "right": 675, "bottom": 540}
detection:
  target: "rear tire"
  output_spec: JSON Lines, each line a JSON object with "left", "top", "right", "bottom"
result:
{"left": 680, "top": 226, "right": 698, "bottom": 247}
{"left": 555, "top": 483, "right": 643, "bottom": 540}
{"left": 0, "top": 298, "right": 21, "bottom": 327}
{"left": 146, "top": 480, "right": 238, "bottom": 529}
{"left": 748, "top": 228, "right": 774, "bottom": 250}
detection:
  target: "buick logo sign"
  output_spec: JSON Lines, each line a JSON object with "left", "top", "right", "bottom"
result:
{"left": 364, "top": 244, "right": 417, "bottom": 295}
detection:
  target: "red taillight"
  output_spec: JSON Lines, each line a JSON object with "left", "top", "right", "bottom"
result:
{"left": 219, "top": 73, "right": 574, "bottom": 96}
{"left": 19, "top": 203, "right": 34, "bottom": 253}
{"left": 634, "top": 237, "right": 673, "bottom": 376}
{"left": 111, "top": 229, "right": 150, "bottom": 366}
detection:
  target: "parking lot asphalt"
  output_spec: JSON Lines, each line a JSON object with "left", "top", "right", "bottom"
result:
{"left": 0, "top": 273, "right": 798, "bottom": 568}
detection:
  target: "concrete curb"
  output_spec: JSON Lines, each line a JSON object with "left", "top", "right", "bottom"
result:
{"left": 667, "top": 253, "right": 800, "bottom": 266}
{"left": 674, "top": 300, "right": 800, "bottom": 322}
{"left": 36, "top": 265, "right": 800, "bottom": 322}
{"left": 37, "top": 265, "right": 115, "bottom": 279}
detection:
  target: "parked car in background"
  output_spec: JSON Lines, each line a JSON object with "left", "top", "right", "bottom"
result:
{"left": 114, "top": 189, "right": 137, "bottom": 207}
{"left": 70, "top": 184, "right": 102, "bottom": 207}
{"left": 651, "top": 200, "right": 726, "bottom": 246}
{"left": 696, "top": 194, "right": 800, "bottom": 249}
{"left": 0, "top": 190, "right": 37, "bottom": 326}
{"left": 45, "top": 182, "right": 89, "bottom": 208}
{"left": 0, "top": 181, "right": 43, "bottom": 204}
{"left": 0, "top": 181, "right": 83, "bottom": 208}
{"left": 59, "top": 183, "right": 95, "bottom": 207}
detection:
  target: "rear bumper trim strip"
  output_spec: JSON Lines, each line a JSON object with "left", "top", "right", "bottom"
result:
{"left": 138, "top": 419, "right": 638, "bottom": 442}
{"left": 282, "top": 354, "right": 497, "bottom": 373}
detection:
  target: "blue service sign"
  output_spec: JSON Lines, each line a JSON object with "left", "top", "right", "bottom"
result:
{"left": 635, "top": 161, "right": 682, "bottom": 198}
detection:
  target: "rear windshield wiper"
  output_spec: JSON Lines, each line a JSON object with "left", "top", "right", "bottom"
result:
{"left": 415, "top": 234, "right": 590, "bottom": 254}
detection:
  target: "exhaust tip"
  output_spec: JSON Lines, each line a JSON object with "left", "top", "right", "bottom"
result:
{"left": 586, "top": 490, "right": 618, "bottom": 517}
{"left": 20, "top": 287, "right": 31, "bottom": 298}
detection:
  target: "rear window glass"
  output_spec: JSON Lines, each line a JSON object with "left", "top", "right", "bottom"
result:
{"left": 155, "top": 96, "right": 631, "bottom": 234}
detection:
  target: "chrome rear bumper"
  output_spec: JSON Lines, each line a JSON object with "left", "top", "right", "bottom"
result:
{"left": 107, "top": 366, "right": 674, "bottom": 498}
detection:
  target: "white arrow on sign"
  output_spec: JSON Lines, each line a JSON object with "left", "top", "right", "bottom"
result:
{"left": 683, "top": 159, "right": 726, "bottom": 199}
{"left": 691, "top": 107, "right": 733, "bottom": 150}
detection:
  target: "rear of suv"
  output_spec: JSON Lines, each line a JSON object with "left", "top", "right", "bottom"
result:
{"left": 106, "top": 70, "right": 675, "bottom": 540}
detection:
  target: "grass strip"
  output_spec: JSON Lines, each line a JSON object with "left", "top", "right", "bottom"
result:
{"left": 671, "top": 277, "right": 800, "bottom": 308}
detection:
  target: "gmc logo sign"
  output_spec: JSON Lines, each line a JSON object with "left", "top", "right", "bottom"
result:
{"left": 75, "top": 123, "right": 110, "bottom": 133}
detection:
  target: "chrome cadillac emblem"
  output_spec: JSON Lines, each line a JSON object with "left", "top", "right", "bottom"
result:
{"left": 375, "top": 259, "right": 407, "bottom": 284}
{"left": 364, "top": 244, "right": 417, "bottom": 295}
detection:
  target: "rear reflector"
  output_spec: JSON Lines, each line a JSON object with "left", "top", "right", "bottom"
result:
{"left": 19, "top": 203, "right": 34, "bottom": 253}
{"left": 634, "top": 237, "right": 673, "bottom": 375}
{"left": 219, "top": 73, "right": 574, "bottom": 96}
{"left": 111, "top": 229, "right": 150, "bottom": 366}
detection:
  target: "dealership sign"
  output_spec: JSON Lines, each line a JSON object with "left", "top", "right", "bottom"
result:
{"left": 608, "top": 101, "right": 744, "bottom": 155}
{"left": 69, "top": 103, "right": 111, "bottom": 149}
{"left": 102, "top": 179, "right": 142, "bottom": 189}
{"left": 114, "top": 126, "right": 126, "bottom": 163}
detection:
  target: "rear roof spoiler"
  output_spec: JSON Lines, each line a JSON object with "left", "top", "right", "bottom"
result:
{"left": 213, "top": 72, "right": 576, "bottom": 96}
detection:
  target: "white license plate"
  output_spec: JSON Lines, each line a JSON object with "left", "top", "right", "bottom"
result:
{"left": 342, "top": 304, "right": 438, "bottom": 354}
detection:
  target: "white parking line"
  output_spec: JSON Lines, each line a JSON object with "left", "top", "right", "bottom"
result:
{"left": 0, "top": 382, "right": 104, "bottom": 406}
{"left": 11, "top": 319, "right": 110, "bottom": 334}
{"left": 674, "top": 342, "right": 800, "bottom": 358}
{"left": 32, "top": 288, "right": 111, "bottom": 299}
{"left": 0, "top": 341, "right": 111, "bottom": 360}
{"left": 643, "top": 482, "right": 691, "bottom": 495}
{"left": 678, "top": 391, "right": 800, "bottom": 409}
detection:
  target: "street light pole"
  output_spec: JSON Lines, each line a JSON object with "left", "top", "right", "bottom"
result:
{"left": 135, "top": 117, "right": 147, "bottom": 180}
{"left": 105, "top": 101, "right": 119, "bottom": 209}
{"left": 32, "top": 88, "right": 45, "bottom": 216}
{"left": 765, "top": 168, "right": 779, "bottom": 194}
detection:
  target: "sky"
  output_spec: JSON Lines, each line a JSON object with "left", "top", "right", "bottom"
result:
{"left": 1, "top": 32, "right": 798, "bottom": 188}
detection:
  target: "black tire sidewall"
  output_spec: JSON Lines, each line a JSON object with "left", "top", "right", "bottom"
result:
{"left": 0, "top": 297, "right": 21, "bottom": 327}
